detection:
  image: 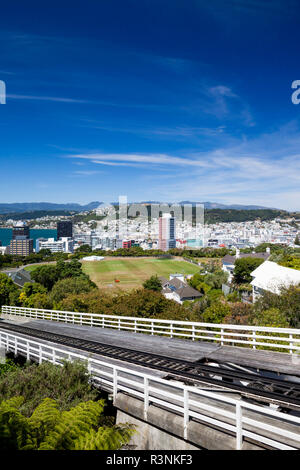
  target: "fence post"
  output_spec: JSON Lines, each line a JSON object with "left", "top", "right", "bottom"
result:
{"left": 235, "top": 402, "right": 243, "bottom": 450}
{"left": 170, "top": 323, "right": 173, "bottom": 339}
{"left": 118, "top": 319, "right": 121, "bottom": 331}
{"left": 134, "top": 319, "right": 137, "bottom": 333}
{"left": 113, "top": 368, "right": 118, "bottom": 402}
{"left": 252, "top": 330, "right": 256, "bottom": 350}
{"left": 39, "top": 344, "right": 42, "bottom": 364}
{"left": 183, "top": 389, "right": 189, "bottom": 440}
{"left": 289, "top": 334, "right": 293, "bottom": 355}
{"left": 192, "top": 325, "right": 195, "bottom": 341}
{"left": 151, "top": 322, "right": 154, "bottom": 336}
{"left": 26, "top": 341, "right": 30, "bottom": 361}
{"left": 221, "top": 328, "right": 224, "bottom": 346}
{"left": 144, "top": 377, "right": 149, "bottom": 420}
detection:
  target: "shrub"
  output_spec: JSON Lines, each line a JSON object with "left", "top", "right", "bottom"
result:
{"left": 0, "top": 360, "right": 99, "bottom": 417}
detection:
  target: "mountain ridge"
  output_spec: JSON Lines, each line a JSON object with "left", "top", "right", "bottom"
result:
{"left": 0, "top": 201, "right": 282, "bottom": 214}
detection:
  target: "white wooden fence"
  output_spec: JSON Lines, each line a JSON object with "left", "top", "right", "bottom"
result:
{"left": 2, "top": 305, "right": 300, "bottom": 354}
{"left": 0, "top": 327, "right": 299, "bottom": 450}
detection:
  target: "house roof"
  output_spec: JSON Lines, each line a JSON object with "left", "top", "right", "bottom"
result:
{"left": 158, "top": 276, "right": 168, "bottom": 286}
{"left": 250, "top": 260, "right": 300, "bottom": 294}
{"left": 222, "top": 252, "right": 270, "bottom": 265}
{"left": 176, "top": 285, "right": 202, "bottom": 300}
{"left": 168, "top": 277, "right": 185, "bottom": 289}
{"left": 3, "top": 268, "right": 33, "bottom": 288}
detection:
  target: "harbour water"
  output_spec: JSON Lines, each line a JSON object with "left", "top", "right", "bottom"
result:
{"left": 0, "top": 228, "right": 57, "bottom": 249}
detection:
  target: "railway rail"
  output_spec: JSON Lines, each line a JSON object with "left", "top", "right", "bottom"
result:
{"left": 1, "top": 321, "right": 300, "bottom": 411}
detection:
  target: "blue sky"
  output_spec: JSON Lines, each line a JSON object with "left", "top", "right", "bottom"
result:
{"left": 1, "top": 0, "right": 300, "bottom": 210}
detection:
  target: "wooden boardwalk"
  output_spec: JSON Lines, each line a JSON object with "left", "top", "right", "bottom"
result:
{"left": 1, "top": 316, "right": 299, "bottom": 376}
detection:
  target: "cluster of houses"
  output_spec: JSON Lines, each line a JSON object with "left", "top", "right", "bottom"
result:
{"left": 221, "top": 247, "right": 300, "bottom": 302}
{"left": 158, "top": 247, "right": 300, "bottom": 305}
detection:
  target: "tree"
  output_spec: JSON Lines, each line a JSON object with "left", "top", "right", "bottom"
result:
{"left": 204, "top": 270, "right": 228, "bottom": 289}
{"left": 223, "top": 302, "right": 253, "bottom": 325}
{"left": 30, "top": 265, "right": 59, "bottom": 291}
{"left": 201, "top": 301, "right": 231, "bottom": 324}
{"left": 50, "top": 277, "right": 96, "bottom": 305}
{"left": 142, "top": 275, "right": 162, "bottom": 292}
{"left": 253, "top": 284, "right": 300, "bottom": 327}
{"left": 37, "top": 248, "right": 52, "bottom": 257}
{"left": 0, "top": 273, "right": 19, "bottom": 307}
{"left": 233, "top": 257, "right": 264, "bottom": 284}
{"left": 75, "top": 244, "right": 92, "bottom": 253}
{"left": 188, "top": 273, "right": 206, "bottom": 290}
{"left": 251, "top": 308, "right": 289, "bottom": 328}
{"left": 22, "top": 282, "right": 47, "bottom": 297}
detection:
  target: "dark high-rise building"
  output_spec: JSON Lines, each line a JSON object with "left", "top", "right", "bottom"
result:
{"left": 12, "top": 224, "right": 30, "bottom": 239}
{"left": 57, "top": 221, "right": 73, "bottom": 240}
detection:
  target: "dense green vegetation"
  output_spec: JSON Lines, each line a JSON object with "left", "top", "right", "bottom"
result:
{"left": 0, "top": 397, "right": 133, "bottom": 450}
{"left": 0, "top": 210, "right": 75, "bottom": 221}
{"left": 233, "top": 257, "right": 264, "bottom": 284}
{"left": 0, "top": 361, "right": 99, "bottom": 416}
{"left": 0, "top": 250, "right": 69, "bottom": 270}
{"left": 142, "top": 275, "right": 162, "bottom": 292}
{"left": 203, "top": 209, "right": 286, "bottom": 224}
{"left": 0, "top": 361, "right": 134, "bottom": 450}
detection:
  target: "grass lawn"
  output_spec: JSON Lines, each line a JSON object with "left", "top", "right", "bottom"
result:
{"left": 24, "top": 263, "right": 53, "bottom": 272}
{"left": 24, "top": 264, "right": 45, "bottom": 272}
{"left": 81, "top": 257, "right": 200, "bottom": 291}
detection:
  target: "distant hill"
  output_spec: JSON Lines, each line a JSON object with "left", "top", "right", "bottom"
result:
{"left": 0, "top": 201, "right": 102, "bottom": 214}
{"left": 0, "top": 202, "right": 293, "bottom": 224}
{"left": 178, "top": 202, "right": 279, "bottom": 210}
{"left": 139, "top": 201, "right": 279, "bottom": 210}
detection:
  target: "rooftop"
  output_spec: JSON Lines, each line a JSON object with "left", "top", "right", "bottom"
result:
{"left": 250, "top": 260, "right": 300, "bottom": 294}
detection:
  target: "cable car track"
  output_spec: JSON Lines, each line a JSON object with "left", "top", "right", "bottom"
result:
{"left": 1, "top": 322, "right": 300, "bottom": 410}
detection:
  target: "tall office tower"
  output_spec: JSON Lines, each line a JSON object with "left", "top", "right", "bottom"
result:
{"left": 9, "top": 222, "right": 33, "bottom": 256}
{"left": 12, "top": 222, "right": 30, "bottom": 239}
{"left": 158, "top": 213, "right": 176, "bottom": 251}
{"left": 57, "top": 221, "right": 73, "bottom": 239}
{"left": 9, "top": 222, "right": 32, "bottom": 255}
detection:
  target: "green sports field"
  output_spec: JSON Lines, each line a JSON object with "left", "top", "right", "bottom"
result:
{"left": 81, "top": 257, "right": 200, "bottom": 291}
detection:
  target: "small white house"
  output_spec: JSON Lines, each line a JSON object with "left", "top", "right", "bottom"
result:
{"left": 81, "top": 255, "right": 105, "bottom": 261}
{"left": 159, "top": 275, "right": 202, "bottom": 304}
{"left": 250, "top": 260, "right": 300, "bottom": 302}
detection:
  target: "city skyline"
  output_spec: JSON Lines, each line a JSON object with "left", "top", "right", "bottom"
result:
{"left": 1, "top": 1, "right": 300, "bottom": 209}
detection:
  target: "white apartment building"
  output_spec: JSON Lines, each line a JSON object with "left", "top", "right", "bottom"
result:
{"left": 36, "top": 237, "right": 74, "bottom": 253}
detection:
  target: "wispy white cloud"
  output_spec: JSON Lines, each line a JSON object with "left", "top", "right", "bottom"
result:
{"left": 68, "top": 152, "right": 212, "bottom": 168}
{"left": 81, "top": 119, "right": 227, "bottom": 139}
{"left": 71, "top": 170, "right": 104, "bottom": 176}
{"left": 65, "top": 122, "right": 300, "bottom": 210}
{"left": 7, "top": 94, "right": 89, "bottom": 103}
